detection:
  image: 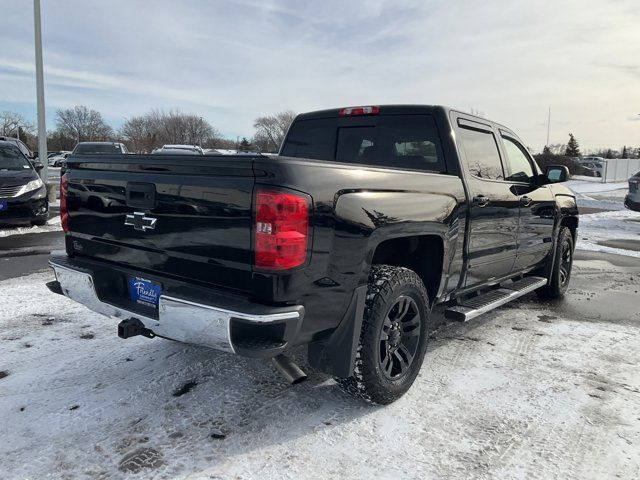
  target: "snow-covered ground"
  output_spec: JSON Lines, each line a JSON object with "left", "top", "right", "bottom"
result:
{"left": 567, "top": 177, "right": 630, "bottom": 212}
{"left": 577, "top": 210, "right": 640, "bottom": 258}
{"left": 565, "top": 177, "right": 640, "bottom": 257}
{"left": 1, "top": 258, "right": 639, "bottom": 479}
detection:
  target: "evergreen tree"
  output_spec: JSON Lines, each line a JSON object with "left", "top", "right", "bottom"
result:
{"left": 605, "top": 149, "right": 614, "bottom": 159}
{"left": 542, "top": 145, "right": 552, "bottom": 155}
{"left": 621, "top": 145, "right": 628, "bottom": 158}
{"left": 564, "top": 134, "right": 581, "bottom": 157}
{"left": 239, "top": 137, "right": 252, "bottom": 152}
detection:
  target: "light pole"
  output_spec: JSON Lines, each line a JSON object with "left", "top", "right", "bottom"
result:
{"left": 34, "top": 0, "right": 48, "bottom": 180}
{"left": 546, "top": 107, "right": 551, "bottom": 147}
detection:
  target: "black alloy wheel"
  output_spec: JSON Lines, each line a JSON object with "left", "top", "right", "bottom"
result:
{"left": 378, "top": 295, "right": 421, "bottom": 379}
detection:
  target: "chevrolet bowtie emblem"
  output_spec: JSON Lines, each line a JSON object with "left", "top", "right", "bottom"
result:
{"left": 125, "top": 212, "right": 157, "bottom": 232}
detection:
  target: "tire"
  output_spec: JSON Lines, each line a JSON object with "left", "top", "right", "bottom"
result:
{"left": 335, "top": 265, "right": 430, "bottom": 405}
{"left": 32, "top": 216, "right": 48, "bottom": 227}
{"left": 536, "top": 226, "right": 574, "bottom": 300}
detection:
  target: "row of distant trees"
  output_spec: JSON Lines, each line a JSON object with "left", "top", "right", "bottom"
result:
{"left": 533, "top": 133, "right": 640, "bottom": 176}
{"left": 0, "top": 107, "right": 297, "bottom": 154}
{"left": 541, "top": 133, "right": 640, "bottom": 159}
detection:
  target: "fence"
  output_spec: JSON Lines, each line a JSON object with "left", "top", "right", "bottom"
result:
{"left": 602, "top": 158, "right": 640, "bottom": 183}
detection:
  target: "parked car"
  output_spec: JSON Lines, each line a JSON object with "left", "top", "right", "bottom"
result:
{"left": 49, "top": 151, "right": 71, "bottom": 167}
{"left": 152, "top": 148, "right": 201, "bottom": 155}
{"left": 47, "top": 105, "right": 577, "bottom": 404}
{"left": 580, "top": 157, "right": 604, "bottom": 177}
{"left": 72, "top": 142, "right": 129, "bottom": 155}
{"left": 625, "top": 171, "right": 640, "bottom": 212}
{"left": 0, "top": 141, "right": 48, "bottom": 226}
{"left": 0, "top": 135, "right": 34, "bottom": 160}
{"left": 157, "top": 144, "right": 204, "bottom": 155}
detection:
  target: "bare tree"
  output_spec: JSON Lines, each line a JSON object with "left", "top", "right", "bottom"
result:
{"left": 0, "top": 111, "right": 34, "bottom": 137}
{"left": 252, "top": 110, "right": 296, "bottom": 153}
{"left": 120, "top": 115, "right": 157, "bottom": 153}
{"left": 55, "top": 106, "right": 113, "bottom": 142}
{"left": 119, "top": 109, "right": 223, "bottom": 152}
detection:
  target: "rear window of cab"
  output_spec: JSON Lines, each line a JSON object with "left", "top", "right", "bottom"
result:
{"left": 281, "top": 115, "right": 446, "bottom": 173}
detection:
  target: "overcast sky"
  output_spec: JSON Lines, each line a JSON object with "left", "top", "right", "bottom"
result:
{"left": 1, "top": 0, "right": 639, "bottom": 151}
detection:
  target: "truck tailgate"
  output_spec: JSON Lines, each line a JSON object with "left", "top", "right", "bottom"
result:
{"left": 64, "top": 154, "right": 257, "bottom": 292}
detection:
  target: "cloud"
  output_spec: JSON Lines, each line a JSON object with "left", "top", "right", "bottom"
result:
{"left": 1, "top": 0, "right": 639, "bottom": 148}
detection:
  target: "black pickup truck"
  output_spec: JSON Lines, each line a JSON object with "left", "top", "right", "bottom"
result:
{"left": 48, "top": 105, "right": 578, "bottom": 404}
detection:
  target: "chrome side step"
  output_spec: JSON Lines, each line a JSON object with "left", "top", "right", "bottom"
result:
{"left": 445, "top": 276, "right": 547, "bottom": 322}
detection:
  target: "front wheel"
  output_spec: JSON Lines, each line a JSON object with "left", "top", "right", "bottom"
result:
{"left": 336, "top": 265, "right": 430, "bottom": 405}
{"left": 536, "top": 226, "right": 574, "bottom": 300}
{"left": 32, "top": 216, "right": 48, "bottom": 227}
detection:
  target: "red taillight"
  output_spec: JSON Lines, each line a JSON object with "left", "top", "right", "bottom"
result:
{"left": 338, "top": 106, "right": 379, "bottom": 116}
{"left": 60, "top": 174, "right": 69, "bottom": 233}
{"left": 255, "top": 189, "right": 309, "bottom": 270}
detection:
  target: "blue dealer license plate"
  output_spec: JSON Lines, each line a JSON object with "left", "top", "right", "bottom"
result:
{"left": 0, "top": 201, "right": 7, "bottom": 212}
{"left": 128, "top": 276, "right": 161, "bottom": 309}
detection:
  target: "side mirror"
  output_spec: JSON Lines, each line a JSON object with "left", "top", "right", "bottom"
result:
{"left": 544, "top": 165, "right": 569, "bottom": 184}
{"left": 33, "top": 162, "right": 44, "bottom": 173}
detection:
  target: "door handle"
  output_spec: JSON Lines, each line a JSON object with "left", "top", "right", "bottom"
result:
{"left": 520, "top": 196, "right": 532, "bottom": 207}
{"left": 472, "top": 195, "right": 490, "bottom": 207}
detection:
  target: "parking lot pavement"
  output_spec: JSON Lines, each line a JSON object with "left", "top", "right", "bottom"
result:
{"left": 0, "top": 229, "right": 64, "bottom": 281}
{"left": 0, "top": 253, "right": 638, "bottom": 479}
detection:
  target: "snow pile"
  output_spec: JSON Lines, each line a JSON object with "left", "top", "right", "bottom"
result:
{"left": 1, "top": 265, "right": 639, "bottom": 479}
{"left": 576, "top": 210, "right": 640, "bottom": 257}
{"left": 563, "top": 178, "right": 639, "bottom": 256}
{"left": 565, "top": 177, "right": 627, "bottom": 194}
{"left": 566, "top": 178, "right": 629, "bottom": 211}
{"left": 0, "top": 215, "right": 62, "bottom": 238}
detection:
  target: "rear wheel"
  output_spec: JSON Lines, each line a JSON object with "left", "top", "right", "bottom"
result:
{"left": 335, "top": 265, "right": 430, "bottom": 405}
{"left": 537, "top": 226, "right": 573, "bottom": 300}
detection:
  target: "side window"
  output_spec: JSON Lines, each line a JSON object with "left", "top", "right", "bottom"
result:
{"left": 502, "top": 137, "right": 534, "bottom": 182}
{"left": 458, "top": 127, "right": 504, "bottom": 180}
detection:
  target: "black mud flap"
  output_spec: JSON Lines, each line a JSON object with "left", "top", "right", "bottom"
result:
{"left": 308, "top": 285, "right": 366, "bottom": 378}
{"left": 46, "top": 280, "right": 64, "bottom": 296}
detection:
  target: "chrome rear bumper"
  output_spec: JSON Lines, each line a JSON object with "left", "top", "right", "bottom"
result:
{"left": 49, "top": 258, "right": 302, "bottom": 354}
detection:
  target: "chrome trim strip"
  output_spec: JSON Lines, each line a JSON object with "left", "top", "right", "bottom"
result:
{"left": 161, "top": 295, "right": 300, "bottom": 323}
{"left": 49, "top": 259, "right": 300, "bottom": 353}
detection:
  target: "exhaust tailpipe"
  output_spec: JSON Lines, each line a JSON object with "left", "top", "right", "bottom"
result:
{"left": 271, "top": 354, "right": 307, "bottom": 385}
